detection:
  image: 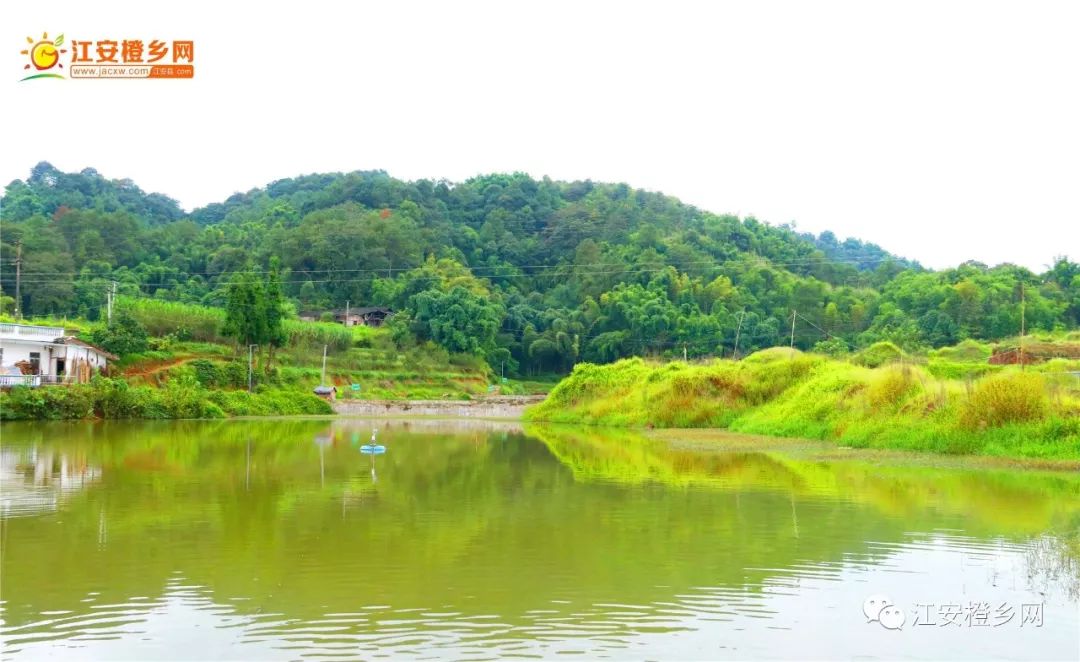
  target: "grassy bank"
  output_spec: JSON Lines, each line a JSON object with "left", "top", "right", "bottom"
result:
{"left": 0, "top": 376, "right": 333, "bottom": 420}
{"left": 525, "top": 348, "right": 1080, "bottom": 460}
{"left": 0, "top": 302, "right": 554, "bottom": 419}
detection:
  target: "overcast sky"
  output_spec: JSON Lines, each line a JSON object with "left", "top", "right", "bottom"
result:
{"left": 3, "top": 1, "right": 1077, "bottom": 271}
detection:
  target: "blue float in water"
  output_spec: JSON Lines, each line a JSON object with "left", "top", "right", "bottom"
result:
{"left": 360, "top": 445, "right": 386, "bottom": 454}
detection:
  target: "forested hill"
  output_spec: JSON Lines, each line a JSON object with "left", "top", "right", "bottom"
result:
{"left": 1, "top": 161, "right": 1077, "bottom": 375}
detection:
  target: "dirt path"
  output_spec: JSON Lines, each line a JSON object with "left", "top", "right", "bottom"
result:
{"left": 122, "top": 354, "right": 206, "bottom": 379}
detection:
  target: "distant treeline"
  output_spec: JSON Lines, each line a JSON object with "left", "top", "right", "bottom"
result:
{"left": 1, "top": 162, "right": 1077, "bottom": 376}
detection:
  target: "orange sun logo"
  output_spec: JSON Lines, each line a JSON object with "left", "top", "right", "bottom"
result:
{"left": 20, "top": 32, "right": 67, "bottom": 81}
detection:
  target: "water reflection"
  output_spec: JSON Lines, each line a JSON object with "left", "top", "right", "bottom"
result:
{"left": 0, "top": 419, "right": 1076, "bottom": 660}
{"left": 0, "top": 447, "right": 102, "bottom": 517}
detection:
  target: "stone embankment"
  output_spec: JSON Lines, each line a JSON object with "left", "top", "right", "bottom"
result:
{"left": 332, "top": 395, "right": 545, "bottom": 419}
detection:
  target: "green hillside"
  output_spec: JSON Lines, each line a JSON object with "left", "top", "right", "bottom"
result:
{"left": 1, "top": 162, "right": 1078, "bottom": 380}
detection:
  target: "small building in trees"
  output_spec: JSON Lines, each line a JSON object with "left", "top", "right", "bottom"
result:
{"left": 298, "top": 307, "right": 394, "bottom": 327}
{"left": 340, "top": 307, "right": 394, "bottom": 327}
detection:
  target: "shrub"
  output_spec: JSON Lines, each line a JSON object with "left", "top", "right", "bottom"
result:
{"left": 852, "top": 341, "right": 905, "bottom": 368}
{"left": 190, "top": 359, "right": 224, "bottom": 387}
{"left": 960, "top": 372, "right": 1049, "bottom": 429}
{"left": 929, "top": 339, "right": 992, "bottom": 363}
{"left": 813, "top": 337, "right": 850, "bottom": 357}
{"left": 866, "top": 365, "right": 918, "bottom": 409}
{"left": 88, "top": 309, "right": 150, "bottom": 355}
{"left": 160, "top": 375, "right": 222, "bottom": 418}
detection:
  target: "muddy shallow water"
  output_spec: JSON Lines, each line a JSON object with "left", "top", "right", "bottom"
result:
{"left": 1, "top": 418, "right": 1077, "bottom": 659}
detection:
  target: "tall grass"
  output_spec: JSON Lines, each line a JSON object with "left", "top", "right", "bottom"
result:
{"left": 526, "top": 348, "right": 1080, "bottom": 460}
{"left": 123, "top": 297, "right": 226, "bottom": 343}
{"left": 960, "top": 372, "right": 1048, "bottom": 429}
{"left": 283, "top": 320, "right": 353, "bottom": 352}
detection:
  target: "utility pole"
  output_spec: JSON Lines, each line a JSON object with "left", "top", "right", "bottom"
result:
{"left": 107, "top": 280, "right": 117, "bottom": 324}
{"left": 321, "top": 344, "right": 328, "bottom": 386}
{"left": 790, "top": 310, "right": 797, "bottom": 349}
{"left": 344, "top": 300, "right": 350, "bottom": 328}
{"left": 14, "top": 240, "right": 22, "bottom": 320}
{"left": 683, "top": 343, "right": 688, "bottom": 362}
{"left": 1020, "top": 282, "right": 1026, "bottom": 371}
{"left": 732, "top": 311, "right": 745, "bottom": 360}
{"left": 248, "top": 344, "right": 257, "bottom": 392}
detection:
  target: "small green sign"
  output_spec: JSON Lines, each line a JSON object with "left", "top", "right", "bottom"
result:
{"left": 501, "top": 377, "right": 508, "bottom": 384}
{"left": 351, "top": 384, "right": 361, "bottom": 391}
{"left": 487, "top": 385, "right": 496, "bottom": 393}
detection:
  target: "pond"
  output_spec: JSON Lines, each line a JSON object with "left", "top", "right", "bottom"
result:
{"left": 1, "top": 419, "right": 1077, "bottom": 660}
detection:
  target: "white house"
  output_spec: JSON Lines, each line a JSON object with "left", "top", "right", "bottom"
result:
{"left": 0, "top": 323, "right": 117, "bottom": 387}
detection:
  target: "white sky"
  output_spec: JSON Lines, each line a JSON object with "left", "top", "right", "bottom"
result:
{"left": 3, "top": 1, "right": 1078, "bottom": 271}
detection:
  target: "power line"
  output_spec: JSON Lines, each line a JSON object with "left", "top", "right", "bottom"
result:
{"left": 0, "top": 251, "right": 919, "bottom": 279}
{"left": 1, "top": 255, "right": 920, "bottom": 287}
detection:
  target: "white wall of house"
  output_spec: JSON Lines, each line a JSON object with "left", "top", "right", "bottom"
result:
{"left": 0, "top": 324, "right": 110, "bottom": 378}
{"left": 0, "top": 338, "right": 59, "bottom": 375}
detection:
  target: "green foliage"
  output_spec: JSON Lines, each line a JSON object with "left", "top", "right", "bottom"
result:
{"left": 205, "top": 389, "right": 331, "bottom": 416}
{"left": 960, "top": 373, "right": 1049, "bottom": 430}
{"left": 929, "top": 339, "right": 993, "bottom": 363}
{"left": 187, "top": 358, "right": 247, "bottom": 389}
{"left": 88, "top": 308, "right": 149, "bottom": 355}
{"left": 0, "top": 375, "right": 330, "bottom": 420}
{"left": 223, "top": 271, "right": 269, "bottom": 347}
{"left": 865, "top": 365, "right": 919, "bottom": 409}
{"left": 283, "top": 319, "right": 353, "bottom": 352}
{"left": 812, "top": 337, "right": 850, "bottom": 356}
{"left": 0, "top": 384, "right": 95, "bottom": 420}
{"left": 125, "top": 298, "right": 226, "bottom": 343}
{"left": 411, "top": 285, "right": 502, "bottom": 358}
{"left": 527, "top": 356, "right": 1080, "bottom": 460}
{"left": 852, "top": 341, "right": 905, "bottom": 368}
{"left": 1, "top": 163, "right": 1076, "bottom": 376}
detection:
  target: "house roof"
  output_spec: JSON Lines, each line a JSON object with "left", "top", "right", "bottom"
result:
{"left": 353, "top": 307, "right": 393, "bottom": 315}
{"left": 55, "top": 337, "right": 119, "bottom": 361}
{"left": 298, "top": 307, "right": 395, "bottom": 318}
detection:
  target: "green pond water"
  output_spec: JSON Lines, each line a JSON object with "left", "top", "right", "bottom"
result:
{"left": 1, "top": 419, "right": 1078, "bottom": 660}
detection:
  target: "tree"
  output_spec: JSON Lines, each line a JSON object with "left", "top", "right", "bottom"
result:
{"left": 222, "top": 272, "right": 268, "bottom": 350}
{"left": 410, "top": 286, "right": 503, "bottom": 358}
{"left": 262, "top": 260, "right": 288, "bottom": 371}
{"left": 89, "top": 309, "right": 149, "bottom": 356}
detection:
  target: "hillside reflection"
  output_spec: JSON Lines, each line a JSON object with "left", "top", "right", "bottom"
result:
{"left": 1, "top": 419, "right": 1076, "bottom": 659}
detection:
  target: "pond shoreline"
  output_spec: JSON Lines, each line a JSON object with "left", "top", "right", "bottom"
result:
{"left": 332, "top": 395, "right": 546, "bottom": 419}
{"left": 640, "top": 427, "right": 1080, "bottom": 472}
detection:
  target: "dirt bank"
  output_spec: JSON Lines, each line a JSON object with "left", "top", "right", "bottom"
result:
{"left": 332, "top": 395, "right": 546, "bottom": 419}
